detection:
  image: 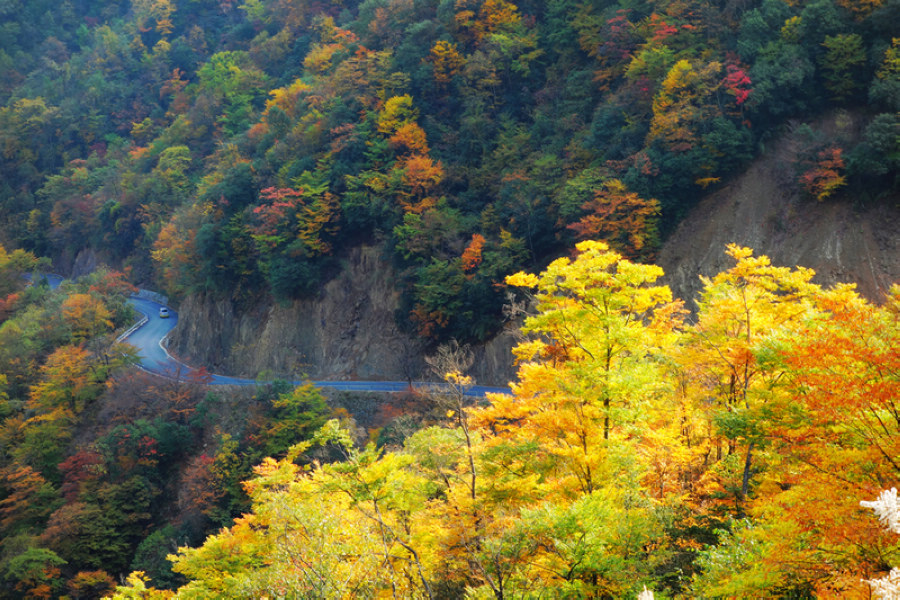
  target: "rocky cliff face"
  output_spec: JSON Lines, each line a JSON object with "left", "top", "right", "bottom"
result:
{"left": 171, "top": 245, "right": 417, "bottom": 381}
{"left": 657, "top": 116, "right": 898, "bottom": 307}
{"left": 172, "top": 117, "right": 898, "bottom": 386}
{"left": 169, "top": 245, "right": 519, "bottom": 386}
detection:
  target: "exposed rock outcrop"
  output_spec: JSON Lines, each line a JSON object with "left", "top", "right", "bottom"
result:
{"left": 170, "top": 245, "right": 519, "bottom": 386}
{"left": 657, "top": 118, "right": 898, "bottom": 307}
{"left": 171, "top": 245, "right": 415, "bottom": 381}
{"left": 172, "top": 116, "right": 898, "bottom": 386}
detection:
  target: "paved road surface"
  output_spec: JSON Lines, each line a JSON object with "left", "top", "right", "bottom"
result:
{"left": 30, "top": 273, "right": 510, "bottom": 397}
{"left": 124, "top": 296, "right": 510, "bottom": 398}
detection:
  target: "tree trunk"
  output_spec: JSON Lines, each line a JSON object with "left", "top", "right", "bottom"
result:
{"left": 740, "top": 441, "right": 755, "bottom": 502}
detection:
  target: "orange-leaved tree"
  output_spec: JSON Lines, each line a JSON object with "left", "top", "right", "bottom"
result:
{"left": 566, "top": 179, "right": 660, "bottom": 260}
{"left": 691, "top": 282, "right": 900, "bottom": 597}
{"left": 757, "top": 284, "right": 900, "bottom": 595}
{"left": 798, "top": 146, "right": 846, "bottom": 201}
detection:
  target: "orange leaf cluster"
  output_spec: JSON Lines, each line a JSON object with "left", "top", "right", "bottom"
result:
{"left": 567, "top": 179, "right": 660, "bottom": 259}
{"left": 461, "top": 233, "right": 486, "bottom": 272}
{"left": 798, "top": 146, "right": 846, "bottom": 201}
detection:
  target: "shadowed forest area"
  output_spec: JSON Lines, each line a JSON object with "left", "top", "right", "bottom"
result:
{"left": 0, "top": 0, "right": 897, "bottom": 340}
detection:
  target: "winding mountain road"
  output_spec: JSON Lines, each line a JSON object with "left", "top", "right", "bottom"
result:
{"left": 123, "top": 295, "right": 510, "bottom": 398}
{"left": 29, "top": 273, "right": 509, "bottom": 397}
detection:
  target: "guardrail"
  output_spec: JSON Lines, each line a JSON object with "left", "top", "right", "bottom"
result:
{"left": 116, "top": 312, "right": 148, "bottom": 343}
{"left": 116, "top": 288, "right": 169, "bottom": 344}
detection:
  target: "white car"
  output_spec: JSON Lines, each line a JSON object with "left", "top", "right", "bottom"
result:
{"left": 159, "top": 307, "right": 170, "bottom": 318}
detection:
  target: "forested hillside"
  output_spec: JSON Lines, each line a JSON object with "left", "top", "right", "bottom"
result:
{"left": 0, "top": 0, "right": 897, "bottom": 342}
{"left": 0, "top": 0, "right": 898, "bottom": 597}
{"left": 115, "top": 243, "right": 898, "bottom": 598}
{"left": 0, "top": 242, "right": 896, "bottom": 597}
{"left": 0, "top": 247, "right": 347, "bottom": 597}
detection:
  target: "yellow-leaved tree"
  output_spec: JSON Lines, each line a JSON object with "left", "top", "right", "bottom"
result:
{"left": 169, "top": 420, "right": 435, "bottom": 599}
{"left": 112, "top": 243, "right": 900, "bottom": 599}
{"left": 679, "top": 245, "right": 820, "bottom": 510}
{"left": 454, "top": 240, "right": 685, "bottom": 596}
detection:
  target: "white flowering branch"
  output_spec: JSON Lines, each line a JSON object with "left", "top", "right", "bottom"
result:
{"left": 868, "top": 570, "right": 900, "bottom": 600}
{"left": 862, "top": 488, "right": 900, "bottom": 535}
{"left": 861, "top": 488, "right": 900, "bottom": 599}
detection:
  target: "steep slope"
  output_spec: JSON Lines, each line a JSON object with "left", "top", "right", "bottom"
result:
{"left": 658, "top": 116, "right": 899, "bottom": 307}
{"left": 168, "top": 244, "right": 519, "bottom": 386}
{"left": 170, "top": 245, "right": 414, "bottom": 381}
{"left": 171, "top": 116, "right": 897, "bottom": 387}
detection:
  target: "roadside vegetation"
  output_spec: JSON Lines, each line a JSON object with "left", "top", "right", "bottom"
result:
{"left": 0, "top": 0, "right": 897, "bottom": 596}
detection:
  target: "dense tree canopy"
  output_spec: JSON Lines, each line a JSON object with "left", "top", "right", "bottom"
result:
{"left": 0, "top": 0, "right": 894, "bottom": 341}
{"left": 0, "top": 0, "right": 897, "bottom": 595}
{"left": 98, "top": 243, "right": 898, "bottom": 599}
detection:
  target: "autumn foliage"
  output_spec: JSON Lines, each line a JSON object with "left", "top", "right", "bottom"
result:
{"left": 567, "top": 179, "right": 660, "bottom": 259}
{"left": 97, "top": 244, "right": 896, "bottom": 599}
{"left": 0, "top": 0, "right": 896, "bottom": 592}
{"left": 798, "top": 145, "right": 847, "bottom": 201}
{"left": 460, "top": 233, "right": 486, "bottom": 272}
{"left": 0, "top": 0, "right": 887, "bottom": 347}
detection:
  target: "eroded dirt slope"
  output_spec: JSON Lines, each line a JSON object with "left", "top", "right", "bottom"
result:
{"left": 172, "top": 116, "right": 897, "bottom": 384}
{"left": 658, "top": 122, "right": 898, "bottom": 308}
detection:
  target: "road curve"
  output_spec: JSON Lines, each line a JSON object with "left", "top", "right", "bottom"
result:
{"left": 123, "top": 296, "right": 511, "bottom": 398}
{"left": 29, "top": 273, "right": 510, "bottom": 397}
